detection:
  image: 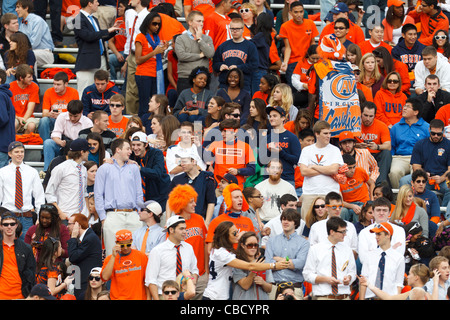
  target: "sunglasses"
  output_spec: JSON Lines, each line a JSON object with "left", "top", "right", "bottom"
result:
{"left": 240, "top": 8, "right": 251, "bottom": 13}
{"left": 353, "top": 70, "right": 361, "bottom": 75}
{"left": 163, "top": 290, "right": 178, "bottom": 295}
{"left": 230, "top": 113, "right": 240, "bottom": 118}
{"left": 110, "top": 104, "right": 123, "bottom": 108}
{"left": 89, "top": 276, "right": 101, "bottom": 281}
{"left": 430, "top": 131, "right": 443, "bottom": 136}
{"left": 230, "top": 27, "right": 244, "bottom": 31}
{"left": 245, "top": 243, "right": 259, "bottom": 249}
{"left": 435, "top": 35, "right": 447, "bottom": 40}
{"left": 414, "top": 179, "right": 427, "bottom": 184}
{"left": 387, "top": 79, "right": 400, "bottom": 84}
{"left": 277, "top": 281, "right": 294, "bottom": 289}
{"left": 1, "top": 222, "right": 16, "bottom": 227}
{"left": 334, "top": 26, "right": 346, "bottom": 30}
{"left": 119, "top": 243, "right": 132, "bottom": 248}
{"left": 326, "top": 204, "right": 343, "bottom": 210}
{"left": 151, "top": 22, "right": 161, "bottom": 26}
{"left": 314, "top": 204, "right": 326, "bottom": 209}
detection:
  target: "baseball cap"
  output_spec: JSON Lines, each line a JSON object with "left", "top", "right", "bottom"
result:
{"left": 69, "top": 138, "right": 90, "bottom": 151}
{"left": 370, "top": 222, "right": 394, "bottom": 236}
{"left": 266, "top": 105, "right": 287, "bottom": 117}
{"left": 176, "top": 149, "right": 202, "bottom": 163}
{"left": 131, "top": 131, "right": 148, "bottom": 143}
{"left": 387, "top": 0, "right": 405, "bottom": 7}
{"left": 338, "top": 131, "right": 356, "bottom": 143}
{"left": 217, "top": 173, "right": 238, "bottom": 185}
{"left": 330, "top": 2, "right": 349, "bottom": 14}
{"left": 29, "top": 284, "right": 57, "bottom": 300}
{"left": 90, "top": 267, "right": 102, "bottom": 275}
{"left": 165, "top": 215, "right": 185, "bottom": 230}
{"left": 8, "top": 141, "right": 24, "bottom": 152}
{"left": 144, "top": 200, "right": 163, "bottom": 216}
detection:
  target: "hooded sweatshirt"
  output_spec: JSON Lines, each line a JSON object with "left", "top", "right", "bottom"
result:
{"left": 0, "top": 84, "right": 15, "bottom": 154}
{"left": 81, "top": 81, "right": 120, "bottom": 116}
{"left": 414, "top": 52, "right": 450, "bottom": 92}
{"left": 374, "top": 87, "right": 408, "bottom": 126}
{"left": 391, "top": 37, "right": 426, "bottom": 73}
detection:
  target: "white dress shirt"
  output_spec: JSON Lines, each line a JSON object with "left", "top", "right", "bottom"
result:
{"left": 145, "top": 239, "right": 198, "bottom": 294}
{"left": 357, "top": 222, "right": 406, "bottom": 265}
{"left": 360, "top": 246, "right": 405, "bottom": 299}
{"left": 0, "top": 162, "right": 45, "bottom": 215}
{"left": 45, "top": 159, "right": 89, "bottom": 217}
{"left": 308, "top": 217, "right": 358, "bottom": 252}
{"left": 124, "top": 8, "right": 149, "bottom": 55}
{"left": 303, "top": 239, "right": 356, "bottom": 296}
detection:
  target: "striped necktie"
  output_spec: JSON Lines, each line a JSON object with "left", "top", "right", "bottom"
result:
{"left": 331, "top": 245, "right": 338, "bottom": 295}
{"left": 175, "top": 244, "right": 182, "bottom": 276}
{"left": 88, "top": 15, "right": 104, "bottom": 55}
{"left": 15, "top": 166, "right": 23, "bottom": 209}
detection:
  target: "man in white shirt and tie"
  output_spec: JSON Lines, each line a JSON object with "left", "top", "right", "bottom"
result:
{"left": 303, "top": 216, "right": 357, "bottom": 300}
{"left": 132, "top": 200, "right": 165, "bottom": 255}
{"left": 45, "top": 138, "right": 91, "bottom": 224}
{"left": 0, "top": 141, "right": 45, "bottom": 239}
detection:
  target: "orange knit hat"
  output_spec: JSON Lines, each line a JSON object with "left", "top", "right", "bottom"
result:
{"left": 317, "top": 34, "right": 346, "bottom": 60}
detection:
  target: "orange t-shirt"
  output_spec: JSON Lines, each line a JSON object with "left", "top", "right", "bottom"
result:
{"left": 361, "top": 118, "right": 391, "bottom": 154}
{"left": 9, "top": 80, "right": 40, "bottom": 118}
{"left": 339, "top": 167, "right": 370, "bottom": 203}
{"left": 358, "top": 40, "right": 392, "bottom": 56}
{"left": 206, "top": 139, "right": 256, "bottom": 186}
{"left": 206, "top": 213, "right": 256, "bottom": 249}
{"left": 284, "top": 120, "right": 296, "bottom": 134}
{"left": 435, "top": 104, "right": 450, "bottom": 126}
{"left": 278, "top": 19, "right": 319, "bottom": 64}
{"left": 113, "top": 17, "right": 126, "bottom": 52}
{"left": 42, "top": 86, "right": 79, "bottom": 113}
{"left": 148, "top": 0, "right": 176, "bottom": 11}
{"left": 294, "top": 166, "right": 304, "bottom": 189}
{"left": 0, "top": 243, "right": 23, "bottom": 299}
{"left": 204, "top": 11, "right": 232, "bottom": 49}
{"left": 184, "top": 0, "right": 215, "bottom": 18}
{"left": 357, "top": 82, "right": 374, "bottom": 102}
{"left": 252, "top": 90, "right": 269, "bottom": 104}
{"left": 101, "top": 249, "right": 148, "bottom": 300}
{"left": 108, "top": 115, "right": 129, "bottom": 137}
{"left": 292, "top": 57, "right": 314, "bottom": 84}
{"left": 135, "top": 33, "right": 157, "bottom": 77}
{"left": 158, "top": 13, "right": 186, "bottom": 42}
{"left": 183, "top": 213, "right": 208, "bottom": 276}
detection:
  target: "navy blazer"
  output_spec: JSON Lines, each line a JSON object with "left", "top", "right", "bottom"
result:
{"left": 67, "top": 227, "right": 102, "bottom": 300}
{"left": 73, "top": 12, "right": 115, "bottom": 72}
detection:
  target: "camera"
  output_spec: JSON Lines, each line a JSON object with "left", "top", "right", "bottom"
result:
{"left": 283, "top": 294, "right": 295, "bottom": 300}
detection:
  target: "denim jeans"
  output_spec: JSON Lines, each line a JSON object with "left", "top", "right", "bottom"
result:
{"left": 109, "top": 51, "right": 127, "bottom": 80}
{"left": 340, "top": 201, "right": 365, "bottom": 224}
{"left": 43, "top": 138, "right": 62, "bottom": 171}
{"left": 0, "top": 152, "right": 9, "bottom": 168}
{"left": 38, "top": 117, "right": 56, "bottom": 142}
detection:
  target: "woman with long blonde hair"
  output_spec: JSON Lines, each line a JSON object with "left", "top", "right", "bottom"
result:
{"left": 267, "top": 83, "right": 297, "bottom": 121}
{"left": 391, "top": 185, "right": 429, "bottom": 237}
{"left": 359, "top": 52, "right": 384, "bottom": 97}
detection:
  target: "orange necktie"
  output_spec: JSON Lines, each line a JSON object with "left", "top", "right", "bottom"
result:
{"left": 140, "top": 228, "right": 149, "bottom": 254}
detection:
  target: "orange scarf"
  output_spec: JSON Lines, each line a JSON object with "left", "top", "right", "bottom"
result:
{"left": 402, "top": 202, "right": 416, "bottom": 225}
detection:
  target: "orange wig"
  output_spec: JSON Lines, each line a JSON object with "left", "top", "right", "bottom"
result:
{"left": 222, "top": 183, "right": 249, "bottom": 212}
{"left": 168, "top": 184, "right": 198, "bottom": 214}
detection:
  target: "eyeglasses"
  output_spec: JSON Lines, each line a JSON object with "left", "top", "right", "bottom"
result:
{"left": 110, "top": 104, "right": 123, "bottom": 108}
{"left": 430, "top": 131, "right": 443, "bottom": 136}
{"left": 1, "top": 222, "right": 16, "bottom": 227}
{"left": 245, "top": 243, "right": 259, "bottom": 249}
{"left": 435, "top": 35, "right": 447, "bottom": 40}
{"left": 414, "top": 179, "right": 427, "bottom": 184}
{"left": 387, "top": 79, "right": 400, "bottom": 84}
{"left": 335, "top": 229, "right": 347, "bottom": 234}
{"left": 314, "top": 204, "right": 326, "bottom": 209}
{"left": 119, "top": 243, "right": 132, "bottom": 248}
{"left": 239, "top": 8, "right": 250, "bottom": 13}
{"left": 326, "top": 204, "right": 343, "bottom": 210}
{"left": 89, "top": 276, "right": 101, "bottom": 281}
{"left": 163, "top": 290, "right": 178, "bottom": 295}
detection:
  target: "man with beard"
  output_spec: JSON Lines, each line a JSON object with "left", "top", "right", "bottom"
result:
{"left": 338, "top": 131, "right": 379, "bottom": 187}
{"left": 358, "top": 101, "right": 392, "bottom": 184}
{"left": 255, "top": 159, "right": 298, "bottom": 224}
{"left": 399, "top": 119, "right": 450, "bottom": 207}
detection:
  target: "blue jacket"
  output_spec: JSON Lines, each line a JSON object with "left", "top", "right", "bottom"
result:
{"left": 0, "top": 84, "right": 15, "bottom": 154}
{"left": 81, "top": 81, "right": 121, "bottom": 116}
{"left": 390, "top": 117, "right": 430, "bottom": 155}
{"left": 391, "top": 37, "right": 426, "bottom": 72}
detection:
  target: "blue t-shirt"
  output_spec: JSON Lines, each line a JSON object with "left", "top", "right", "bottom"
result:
{"left": 410, "top": 137, "right": 450, "bottom": 176}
